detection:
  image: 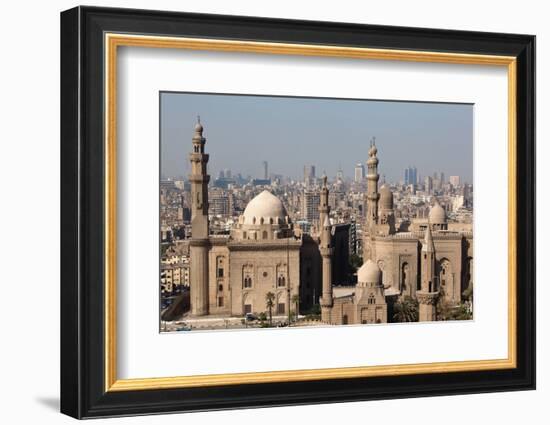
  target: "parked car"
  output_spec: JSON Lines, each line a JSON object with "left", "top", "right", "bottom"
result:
{"left": 245, "top": 313, "right": 258, "bottom": 321}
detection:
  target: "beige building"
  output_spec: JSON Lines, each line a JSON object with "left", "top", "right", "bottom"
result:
{"left": 184, "top": 120, "right": 473, "bottom": 324}
{"left": 321, "top": 139, "right": 473, "bottom": 325}
{"left": 187, "top": 120, "right": 322, "bottom": 318}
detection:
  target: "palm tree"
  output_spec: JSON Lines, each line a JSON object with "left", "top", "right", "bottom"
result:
{"left": 393, "top": 296, "right": 419, "bottom": 322}
{"left": 291, "top": 294, "right": 300, "bottom": 322}
{"left": 265, "top": 292, "right": 275, "bottom": 326}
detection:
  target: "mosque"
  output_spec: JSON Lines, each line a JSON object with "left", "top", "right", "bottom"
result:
{"left": 187, "top": 119, "right": 322, "bottom": 318}
{"left": 186, "top": 119, "right": 473, "bottom": 324}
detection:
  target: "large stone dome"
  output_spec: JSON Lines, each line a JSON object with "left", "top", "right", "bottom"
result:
{"left": 242, "top": 190, "right": 288, "bottom": 225}
{"left": 429, "top": 200, "right": 447, "bottom": 224}
{"left": 357, "top": 259, "right": 381, "bottom": 284}
{"left": 379, "top": 184, "right": 393, "bottom": 210}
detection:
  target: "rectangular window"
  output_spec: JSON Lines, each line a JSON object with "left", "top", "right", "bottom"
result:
{"left": 217, "top": 268, "right": 224, "bottom": 278}
{"left": 277, "top": 303, "right": 285, "bottom": 314}
{"left": 244, "top": 304, "right": 252, "bottom": 314}
{"left": 218, "top": 297, "right": 224, "bottom": 307}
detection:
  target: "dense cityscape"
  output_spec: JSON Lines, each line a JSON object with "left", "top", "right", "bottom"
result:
{"left": 160, "top": 120, "right": 473, "bottom": 332}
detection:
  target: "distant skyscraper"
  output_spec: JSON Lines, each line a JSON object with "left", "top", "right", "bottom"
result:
{"left": 450, "top": 175, "right": 460, "bottom": 187}
{"left": 354, "top": 163, "right": 365, "bottom": 183}
{"left": 404, "top": 166, "right": 417, "bottom": 186}
{"left": 304, "top": 165, "right": 316, "bottom": 187}
{"left": 209, "top": 188, "right": 231, "bottom": 217}
{"left": 302, "top": 190, "right": 320, "bottom": 222}
{"left": 262, "top": 161, "right": 268, "bottom": 180}
{"left": 425, "top": 176, "right": 433, "bottom": 193}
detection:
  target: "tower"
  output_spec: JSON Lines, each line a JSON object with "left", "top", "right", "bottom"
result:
{"left": 365, "top": 137, "right": 380, "bottom": 231}
{"left": 262, "top": 161, "right": 268, "bottom": 180}
{"left": 189, "top": 117, "right": 210, "bottom": 316}
{"left": 378, "top": 184, "right": 396, "bottom": 236}
{"left": 319, "top": 175, "right": 334, "bottom": 322}
{"left": 354, "top": 163, "right": 365, "bottom": 183}
{"left": 417, "top": 223, "right": 439, "bottom": 321}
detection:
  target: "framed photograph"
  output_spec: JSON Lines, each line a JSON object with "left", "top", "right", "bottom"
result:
{"left": 60, "top": 6, "right": 535, "bottom": 419}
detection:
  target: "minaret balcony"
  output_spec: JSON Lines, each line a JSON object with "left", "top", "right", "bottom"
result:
{"left": 189, "top": 153, "right": 209, "bottom": 162}
{"left": 320, "top": 246, "right": 334, "bottom": 257}
{"left": 188, "top": 175, "right": 210, "bottom": 183}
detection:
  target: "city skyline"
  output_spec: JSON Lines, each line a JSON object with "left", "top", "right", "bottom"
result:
{"left": 161, "top": 92, "right": 473, "bottom": 184}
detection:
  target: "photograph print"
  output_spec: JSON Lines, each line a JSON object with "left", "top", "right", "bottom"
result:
{"left": 159, "top": 92, "right": 474, "bottom": 333}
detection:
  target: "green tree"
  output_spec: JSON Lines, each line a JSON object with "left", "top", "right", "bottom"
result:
{"left": 437, "top": 298, "right": 473, "bottom": 321}
{"left": 349, "top": 253, "right": 363, "bottom": 275}
{"left": 393, "top": 296, "right": 419, "bottom": 322}
{"left": 265, "top": 292, "right": 275, "bottom": 326}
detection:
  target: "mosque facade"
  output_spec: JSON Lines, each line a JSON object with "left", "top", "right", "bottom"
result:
{"left": 186, "top": 120, "right": 473, "bottom": 324}
{"left": 188, "top": 120, "right": 321, "bottom": 318}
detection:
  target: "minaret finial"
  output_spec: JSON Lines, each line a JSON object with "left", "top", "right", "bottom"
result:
{"left": 197, "top": 115, "right": 201, "bottom": 124}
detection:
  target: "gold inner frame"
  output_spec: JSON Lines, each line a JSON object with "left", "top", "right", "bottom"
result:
{"left": 104, "top": 33, "right": 517, "bottom": 392}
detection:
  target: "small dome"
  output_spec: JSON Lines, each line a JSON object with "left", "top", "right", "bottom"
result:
{"left": 194, "top": 121, "right": 203, "bottom": 133}
{"left": 242, "top": 190, "right": 288, "bottom": 225}
{"left": 379, "top": 184, "right": 393, "bottom": 210}
{"left": 368, "top": 145, "right": 378, "bottom": 157}
{"left": 357, "top": 259, "right": 381, "bottom": 284}
{"left": 429, "top": 200, "right": 447, "bottom": 224}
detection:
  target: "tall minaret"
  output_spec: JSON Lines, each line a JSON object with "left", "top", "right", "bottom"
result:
{"left": 319, "top": 175, "right": 334, "bottom": 323}
{"left": 365, "top": 137, "right": 380, "bottom": 231}
{"left": 417, "top": 223, "right": 439, "bottom": 321}
{"left": 189, "top": 117, "right": 210, "bottom": 316}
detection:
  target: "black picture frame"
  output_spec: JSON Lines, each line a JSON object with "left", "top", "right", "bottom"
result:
{"left": 60, "top": 5, "right": 535, "bottom": 419}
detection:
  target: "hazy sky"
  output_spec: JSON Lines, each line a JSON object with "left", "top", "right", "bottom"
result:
{"left": 160, "top": 92, "right": 473, "bottom": 184}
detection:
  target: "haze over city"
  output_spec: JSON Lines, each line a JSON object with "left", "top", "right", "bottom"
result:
{"left": 160, "top": 92, "right": 473, "bottom": 184}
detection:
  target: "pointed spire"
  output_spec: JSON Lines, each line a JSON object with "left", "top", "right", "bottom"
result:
{"left": 194, "top": 115, "right": 203, "bottom": 134}
{"left": 322, "top": 173, "right": 328, "bottom": 188}
{"left": 368, "top": 136, "right": 378, "bottom": 157}
{"left": 422, "top": 222, "right": 435, "bottom": 252}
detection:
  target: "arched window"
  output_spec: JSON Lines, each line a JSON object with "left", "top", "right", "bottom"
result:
{"left": 262, "top": 230, "right": 268, "bottom": 239}
{"left": 243, "top": 265, "right": 253, "bottom": 289}
{"left": 439, "top": 259, "right": 452, "bottom": 294}
{"left": 401, "top": 262, "right": 409, "bottom": 291}
{"left": 216, "top": 256, "right": 224, "bottom": 278}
